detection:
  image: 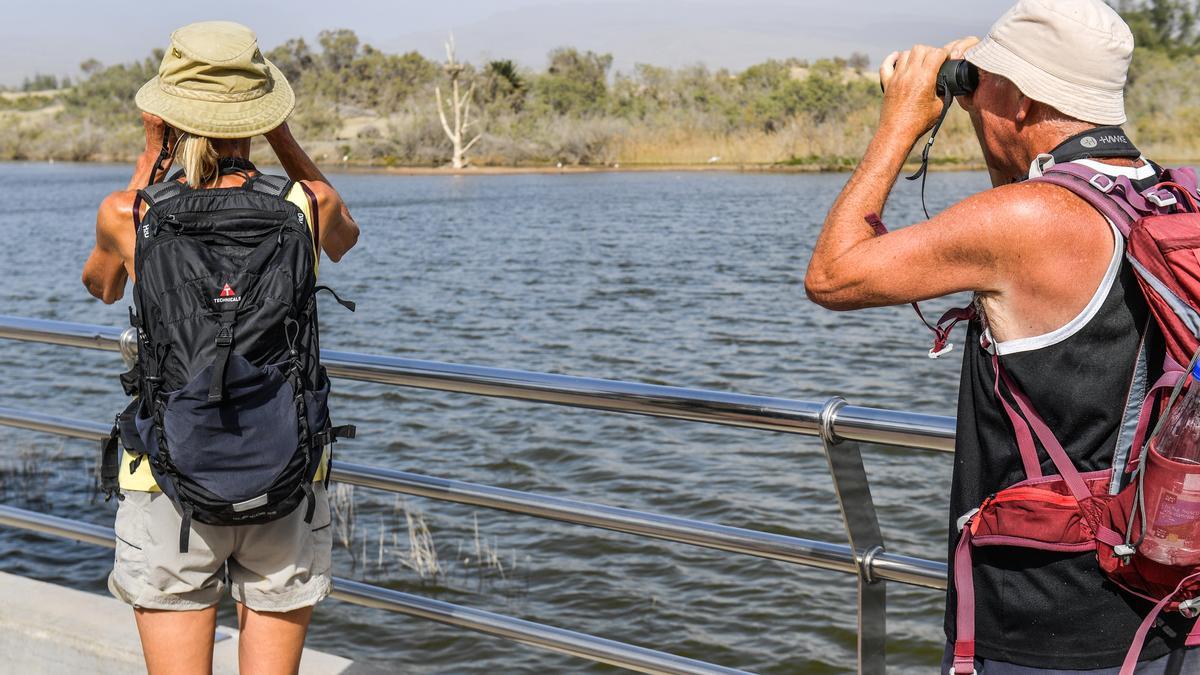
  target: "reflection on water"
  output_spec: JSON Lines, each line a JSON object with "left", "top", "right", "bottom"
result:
{"left": 0, "top": 163, "right": 990, "bottom": 673}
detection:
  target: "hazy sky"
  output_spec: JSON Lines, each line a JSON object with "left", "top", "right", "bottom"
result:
{"left": 0, "top": 0, "right": 1016, "bottom": 86}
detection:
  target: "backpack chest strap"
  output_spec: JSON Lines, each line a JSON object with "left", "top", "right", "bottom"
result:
{"left": 207, "top": 306, "right": 238, "bottom": 403}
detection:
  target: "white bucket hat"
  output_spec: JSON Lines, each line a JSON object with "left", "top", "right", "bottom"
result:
{"left": 965, "top": 0, "right": 1134, "bottom": 126}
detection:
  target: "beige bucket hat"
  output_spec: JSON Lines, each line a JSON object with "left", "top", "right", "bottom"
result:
{"left": 965, "top": 0, "right": 1134, "bottom": 126}
{"left": 135, "top": 21, "right": 295, "bottom": 139}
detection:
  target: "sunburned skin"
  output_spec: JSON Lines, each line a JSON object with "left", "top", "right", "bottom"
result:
{"left": 805, "top": 39, "right": 1142, "bottom": 345}
{"left": 82, "top": 112, "right": 360, "bottom": 305}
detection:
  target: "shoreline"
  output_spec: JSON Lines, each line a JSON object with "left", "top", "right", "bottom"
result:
{"left": 3, "top": 158, "right": 990, "bottom": 175}
{"left": 321, "top": 162, "right": 990, "bottom": 175}
{"left": 8, "top": 158, "right": 1200, "bottom": 176}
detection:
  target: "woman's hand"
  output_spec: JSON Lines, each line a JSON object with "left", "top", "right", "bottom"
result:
{"left": 141, "top": 112, "right": 174, "bottom": 156}
{"left": 126, "top": 112, "right": 175, "bottom": 190}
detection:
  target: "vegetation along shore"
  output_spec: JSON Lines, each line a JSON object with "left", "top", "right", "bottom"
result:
{"left": 1, "top": 1, "right": 1197, "bottom": 171}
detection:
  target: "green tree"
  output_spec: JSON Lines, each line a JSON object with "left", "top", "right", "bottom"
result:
{"left": 266, "top": 38, "right": 316, "bottom": 84}
{"left": 1117, "top": 0, "right": 1200, "bottom": 55}
{"left": 61, "top": 51, "right": 160, "bottom": 122}
{"left": 345, "top": 46, "right": 438, "bottom": 110}
{"left": 481, "top": 60, "right": 527, "bottom": 112}
{"left": 534, "top": 48, "right": 613, "bottom": 116}
{"left": 21, "top": 74, "right": 60, "bottom": 91}
{"left": 318, "top": 29, "right": 360, "bottom": 72}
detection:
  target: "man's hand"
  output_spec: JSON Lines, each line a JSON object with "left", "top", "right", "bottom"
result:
{"left": 944, "top": 36, "right": 981, "bottom": 60}
{"left": 879, "top": 45, "right": 950, "bottom": 140}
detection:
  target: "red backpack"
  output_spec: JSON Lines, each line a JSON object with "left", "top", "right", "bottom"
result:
{"left": 936, "top": 162, "right": 1200, "bottom": 675}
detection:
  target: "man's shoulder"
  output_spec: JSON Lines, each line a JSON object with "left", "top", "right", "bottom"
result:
{"left": 974, "top": 180, "right": 1099, "bottom": 221}
{"left": 957, "top": 180, "right": 1108, "bottom": 240}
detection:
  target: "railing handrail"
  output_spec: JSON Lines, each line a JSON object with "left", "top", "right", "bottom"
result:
{"left": 0, "top": 314, "right": 956, "bottom": 673}
{"left": 0, "top": 405, "right": 947, "bottom": 591}
{"left": 0, "top": 504, "right": 747, "bottom": 675}
{"left": 0, "top": 315, "right": 956, "bottom": 452}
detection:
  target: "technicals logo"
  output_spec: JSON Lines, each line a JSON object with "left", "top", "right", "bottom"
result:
{"left": 214, "top": 283, "right": 241, "bottom": 303}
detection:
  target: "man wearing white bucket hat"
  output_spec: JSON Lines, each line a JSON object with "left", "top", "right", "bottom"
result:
{"left": 807, "top": 0, "right": 1200, "bottom": 672}
{"left": 83, "top": 21, "right": 359, "bottom": 675}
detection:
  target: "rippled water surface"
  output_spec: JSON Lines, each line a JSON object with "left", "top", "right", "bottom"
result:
{"left": 0, "top": 163, "right": 991, "bottom": 673}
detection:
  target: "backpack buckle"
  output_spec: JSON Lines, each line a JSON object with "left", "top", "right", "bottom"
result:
{"left": 1089, "top": 173, "right": 1116, "bottom": 193}
{"left": 1147, "top": 189, "right": 1178, "bottom": 208}
{"left": 215, "top": 326, "right": 233, "bottom": 347}
{"left": 929, "top": 343, "right": 955, "bottom": 359}
{"left": 1180, "top": 598, "right": 1200, "bottom": 618}
{"left": 956, "top": 508, "right": 980, "bottom": 533}
{"left": 1113, "top": 543, "right": 1136, "bottom": 565}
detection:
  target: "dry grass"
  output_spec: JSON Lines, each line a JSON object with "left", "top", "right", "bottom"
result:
{"left": 328, "top": 483, "right": 521, "bottom": 589}
{"left": 613, "top": 106, "right": 984, "bottom": 170}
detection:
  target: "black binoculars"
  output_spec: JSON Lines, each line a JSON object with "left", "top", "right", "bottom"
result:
{"left": 937, "top": 59, "right": 979, "bottom": 97}
{"left": 881, "top": 58, "right": 979, "bottom": 97}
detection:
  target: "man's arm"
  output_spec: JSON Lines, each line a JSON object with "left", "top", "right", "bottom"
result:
{"left": 264, "top": 123, "right": 359, "bottom": 262}
{"left": 806, "top": 40, "right": 1014, "bottom": 310}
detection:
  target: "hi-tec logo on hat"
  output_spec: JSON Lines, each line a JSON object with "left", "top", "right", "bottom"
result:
{"left": 1081, "top": 137, "right": 1099, "bottom": 149}
{"left": 214, "top": 283, "right": 241, "bottom": 303}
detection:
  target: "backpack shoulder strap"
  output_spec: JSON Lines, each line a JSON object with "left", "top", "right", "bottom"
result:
{"left": 139, "top": 181, "right": 187, "bottom": 209}
{"left": 1034, "top": 166, "right": 1138, "bottom": 236}
{"left": 132, "top": 180, "right": 187, "bottom": 232}
{"left": 245, "top": 173, "right": 293, "bottom": 199}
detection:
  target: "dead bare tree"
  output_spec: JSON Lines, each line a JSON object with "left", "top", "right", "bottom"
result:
{"left": 435, "top": 34, "right": 482, "bottom": 169}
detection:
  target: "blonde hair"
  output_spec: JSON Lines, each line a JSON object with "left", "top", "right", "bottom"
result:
{"left": 175, "top": 133, "right": 220, "bottom": 188}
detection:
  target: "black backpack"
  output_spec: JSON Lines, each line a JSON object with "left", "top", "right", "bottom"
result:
{"left": 101, "top": 159, "right": 354, "bottom": 552}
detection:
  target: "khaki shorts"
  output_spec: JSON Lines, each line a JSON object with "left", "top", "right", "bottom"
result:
{"left": 108, "top": 483, "right": 333, "bottom": 612}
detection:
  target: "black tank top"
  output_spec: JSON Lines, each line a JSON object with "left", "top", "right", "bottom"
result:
{"left": 944, "top": 166, "right": 1188, "bottom": 668}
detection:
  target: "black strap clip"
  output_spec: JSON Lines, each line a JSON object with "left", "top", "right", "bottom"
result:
{"left": 207, "top": 322, "right": 236, "bottom": 403}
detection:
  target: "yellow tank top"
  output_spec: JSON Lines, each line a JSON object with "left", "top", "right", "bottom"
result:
{"left": 119, "top": 182, "right": 328, "bottom": 491}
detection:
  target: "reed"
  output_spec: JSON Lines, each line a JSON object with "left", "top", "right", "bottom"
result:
{"left": 327, "top": 483, "right": 523, "bottom": 587}
{"left": 329, "top": 482, "right": 357, "bottom": 562}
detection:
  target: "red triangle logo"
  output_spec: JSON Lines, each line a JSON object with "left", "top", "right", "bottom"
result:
{"left": 219, "top": 284, "right": 236, "bottom": 298}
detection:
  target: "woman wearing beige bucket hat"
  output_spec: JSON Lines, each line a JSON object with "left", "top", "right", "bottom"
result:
{"left": 82, "top": 21, "right": 359, "bottom": 675}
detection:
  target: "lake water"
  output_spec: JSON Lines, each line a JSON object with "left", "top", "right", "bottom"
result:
{"left": 0, "top": 163, "right": 991, "bottom": 673}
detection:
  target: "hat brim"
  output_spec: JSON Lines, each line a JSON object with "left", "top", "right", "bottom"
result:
{"left": 966, "top": 37, "right": 1126, "bottom": 127}
{"left": 135, "top": 59, "right": 295, "bottom": 139}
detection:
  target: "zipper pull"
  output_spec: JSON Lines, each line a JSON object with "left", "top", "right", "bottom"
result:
{"left": 152, "top": 213, "right": 177, "bottom": 238}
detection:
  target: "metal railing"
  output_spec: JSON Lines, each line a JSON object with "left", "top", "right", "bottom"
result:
{"left": 0, "top": 315, "right": 956, "bottom": 673}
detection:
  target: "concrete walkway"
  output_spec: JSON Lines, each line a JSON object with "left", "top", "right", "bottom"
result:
{"left": 0, "top": 571, "right": 355, "bottom": 674}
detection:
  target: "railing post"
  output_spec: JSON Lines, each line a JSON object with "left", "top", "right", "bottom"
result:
{"left": 820, "top": 397, "right": 886, "bottom": 674}
{"left": 118, "top": 327, "right": 138, "bottom": 368}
